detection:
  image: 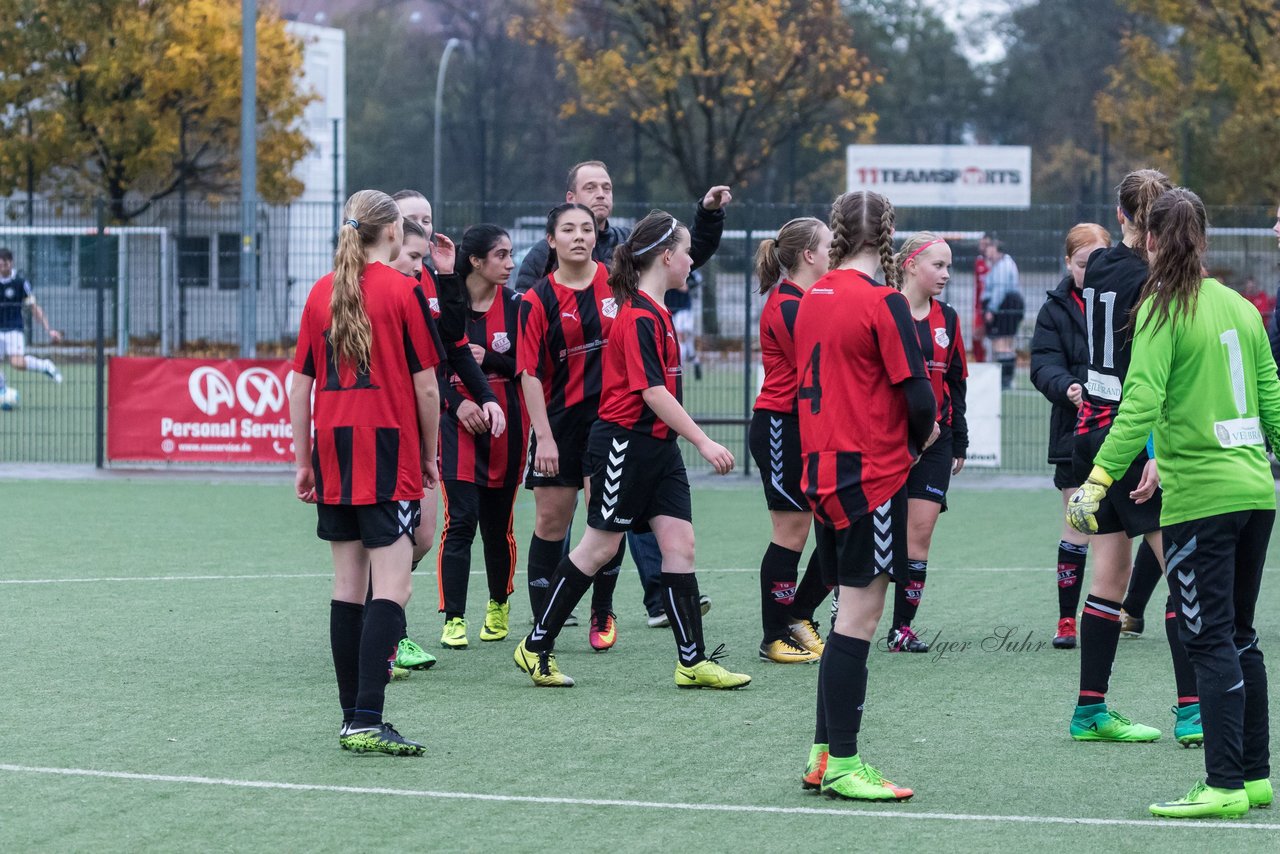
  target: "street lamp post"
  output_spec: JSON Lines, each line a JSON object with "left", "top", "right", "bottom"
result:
{"left": 433, "top": 38, "right": 469, "bottom": 212}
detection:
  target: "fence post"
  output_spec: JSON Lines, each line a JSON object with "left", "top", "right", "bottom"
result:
{"left": 95, "top": 199, "right": 107, "bottom": 469}
{"left": 741, "top": 212, "right": 753, "bottom": 477}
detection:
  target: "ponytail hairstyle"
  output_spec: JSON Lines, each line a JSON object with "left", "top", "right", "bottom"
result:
{"left": 456, "top": 223, "right": 511, "bottom": 283}
{"left": 331, "top": 189, "right": 400, "bottom": 373}
{"left": 542, "top": 202, "right": 596, "bottom": 277}
{"left": 1116, "top": 169, "right": 1172, "bottom": 262}
{"left": 607, "top": 209, "right": 687, "bottom": 304}
{"left": 828, "top": 191, "right": 898, "bottom": 288}
{"left": 1136, "top": 187, "right": 1208, "bottom": 335}
{"left": 895, "top": 231, "right": 948, "bottom": 291}
{"left": 754, "top": 217, "right": 825, "bottom": 294}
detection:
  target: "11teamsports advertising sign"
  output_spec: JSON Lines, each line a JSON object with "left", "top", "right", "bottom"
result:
{"left": 846, "top": 145, "right": 1032, "bottom": 208}
{"left": 108, "top": 358, "right": 295, "bottom": 464}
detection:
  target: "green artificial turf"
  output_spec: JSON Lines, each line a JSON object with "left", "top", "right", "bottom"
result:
{"left": 1, "top": 478, "right": 1277, "bottom": 851}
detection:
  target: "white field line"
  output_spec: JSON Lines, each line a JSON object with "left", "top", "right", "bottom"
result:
{"left": 0, "top": 764, "right": 1275, "bottom": 831}
{"left": 0, "top": 566, "right": 1080, "bottom": 585}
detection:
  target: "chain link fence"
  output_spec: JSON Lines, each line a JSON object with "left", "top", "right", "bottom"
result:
{"left": 2, "top": 197, "right": 1276, "bottom": 472}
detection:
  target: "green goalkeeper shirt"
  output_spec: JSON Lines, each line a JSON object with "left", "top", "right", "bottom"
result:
{"left": 1095, "top": 278, "right": 1280, "bottom": 526}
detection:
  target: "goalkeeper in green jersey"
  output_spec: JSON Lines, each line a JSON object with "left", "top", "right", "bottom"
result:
{"left": 1069, "top": 188, "right": 1279, "bottom": 819}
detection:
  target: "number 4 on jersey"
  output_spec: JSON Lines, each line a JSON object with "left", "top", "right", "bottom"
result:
{"left": 799, "top": 344, "right": 822, "bottom": 414}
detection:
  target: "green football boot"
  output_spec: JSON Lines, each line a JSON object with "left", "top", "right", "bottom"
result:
{"left": 1245, "top": 778, "right": 1273, "bottom": 809}
{"left": 395, "top": 636, "right": 437, "bottom": 670}
{"left": 1173, "top": 704, "right": 1203, "bottom": 747}
{"left": 1070, "top": 704, "right": 1161, "bottom": 742}
{"left": 1149, "top": 781, "right": 1248, "bottom": 819}
{"left": 820, "top": 754, "right": 913, "bottom": 802}
{"left": 480, "top": 600, "right": 510, "bottom": 642}
{"left": 440, "top": 616, "right": 468, "bottom": 649}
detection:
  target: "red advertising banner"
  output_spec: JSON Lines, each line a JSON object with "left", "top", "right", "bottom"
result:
{"left": 108, "top": 357, "right": 296, "bottom": 464}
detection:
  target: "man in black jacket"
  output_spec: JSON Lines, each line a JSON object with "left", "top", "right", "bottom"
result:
{"left": 514, "top": 161, "right": 730, "bottom": 293}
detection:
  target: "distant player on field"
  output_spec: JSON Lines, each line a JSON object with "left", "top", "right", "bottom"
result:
{"left": 750, "top": 217, "right": 834, "bottom": 664}
{"left": 885, "top": 232, "right": 968, "bottom": 653}
{"left": 0, "top": 247, "right": 63, "bottom": 389}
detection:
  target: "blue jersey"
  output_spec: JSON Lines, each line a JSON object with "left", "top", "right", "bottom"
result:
{"left": 0, "top": 276, "right": 32, "bottom": 332}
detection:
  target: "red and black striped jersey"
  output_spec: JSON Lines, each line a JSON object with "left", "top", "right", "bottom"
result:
{"left": 914, "top": 299, "right": 968, "bottom": 441}
{"left": 794, "top": 269, "right": 928, "bottom": 529}
{"left": 517, "top": 262, "right": 615, "bottom": 415}
{"left": 292, "top": 261, "right": 440, "bottom": 505}
{"left": 754, "top": 280, "right": 804, "bottom": 415}
{"left": 598, "top": 290, "right": 682, "bottom": 440}
{"left": 439, "top": 287, "right": 529, "bottom": 487}
{"left": 1075, "top": 243, "right": 1148, "bottom": 435}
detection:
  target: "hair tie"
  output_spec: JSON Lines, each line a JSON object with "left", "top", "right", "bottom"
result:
{"left": 635, "top": 217, "right": 678, "bottom": 256}
{"left": 903, "top": 238, "right": 945, "bottom": 267}
{"left": 344, "top": 219, "right": 360, "bottom": 229}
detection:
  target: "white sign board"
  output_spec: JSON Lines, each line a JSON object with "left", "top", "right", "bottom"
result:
{"left": 964, "top": 363, "right": 1002, "bottom": 467}
{"left": 846, "top": 145, "right": 1031, "bottom": 208}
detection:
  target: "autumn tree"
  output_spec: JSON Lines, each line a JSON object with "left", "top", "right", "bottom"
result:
{"left": 1097, "top": 0, "right": 1280, "bottom": 203}
{"left": 987, "top": 0, "right": 1132, "bottom": 203}
{"left": 0, "top": 0, "right": 313, "bottom": 222}
{"left": 513, "top": 0, "right": 877, "bottom": 199}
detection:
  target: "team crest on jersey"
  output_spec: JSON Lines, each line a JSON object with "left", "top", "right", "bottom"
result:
{"left": 601, "top": 297, "right": 618, "bottom": 318}
{"left": 3, "top": 288, "right": 14, "bottom": 300}
{"left": 428, "top": 297, "right": 440, "bottom": 314}
{"left": 934, "top": 327, "right": 950, "bottom": 348}
{"left": 491, "top": 331, "right": 511, "bottom": 353}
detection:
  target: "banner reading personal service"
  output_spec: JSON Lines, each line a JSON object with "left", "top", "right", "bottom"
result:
{"left": 846, "top": 145, "right": 1032, "bottom": 208}
{"left": 108, "top": 358, "right": 295, "bottom": 464}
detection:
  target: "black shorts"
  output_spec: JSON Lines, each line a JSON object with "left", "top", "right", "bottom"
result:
{"left": 906, "top": 426, "right": 953, "bottom": 509}
{"left": 1071, "top": 429, "right": 1161, "bottom": 537}
{"left": 990, "top": 293, "right": 1025, "bottom": 337}
{"left": 749, "top": 410, "right": 807, "bottom": 512}
{"left": 524, "top": 406, "right": 594, "bottom": 489}
{"left": 812, "top": 486, "right": 908, "bottom": 588}
{"left": 1053, "top": 461, "right": 1077, "bottom": 491}
{"left": 317, "top": 499, "right": 422, "bottom": 549}
{"left": 584, "top": 421, "right": 692, "bottom": 533}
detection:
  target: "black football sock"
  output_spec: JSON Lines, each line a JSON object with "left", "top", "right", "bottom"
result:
{"left": 897, "top": 560, "right": 927, "bottom": 629}
{"left": 1077, "top": 595, "right": 1122, "bottom": 707}
{"left": 760, "top": 542, "right": 802, "bottom": 641}
{"left": 998, "top": 353, "right": 1016, "bottom": 387}
{"left": 353, "top": 598, "right": 405, "bottom": 727}
{"left": 1165, "top": 597, "right": 1198, "bottom": 707}
{"left": 330, "top": 600, "right": 364, "bottom": 722}
{"left": 526, "top": 534, "right": 565, "bottom": 621}
{"left": 791, "top": 549, "right": 832, "bottom": 623}
{"left": 1122, "top": 541, "right": 1161, "bottom": 621}
{"left": 1057, "top": 541, "right": 1088, "bottom": 619}
{"left": 662, "top": 572, "right": 707, "bottom": 666}
{"left": 589, "top": 541, "right": 625, "bottom": 612}
{"left": 526, "top": 555, "right": 593, "bottom": 652}
{"left": 821, "top": 631, "right": 870, "bottom": 758}
{"left": 814, "top": 649, "right": 829, "bottom": 745}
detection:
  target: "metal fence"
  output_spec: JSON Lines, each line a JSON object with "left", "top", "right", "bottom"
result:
{"left": 2, "top": 197, "right": 1277, "bottom": 472}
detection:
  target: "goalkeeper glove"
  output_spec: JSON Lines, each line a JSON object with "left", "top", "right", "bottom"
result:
{"left": 1066, "top": 466, "right": 1114, "bottom": 534}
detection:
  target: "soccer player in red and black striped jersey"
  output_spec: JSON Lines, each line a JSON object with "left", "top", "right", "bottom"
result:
{"left": 885, "top": 233, "right": 968, "bottom": 654}
{"left": 749, "top": 217, "right": 834, "bottom": 665}
{"left": 289, "top": 190, "right": 441, "bottom": 756}
{"left": 1064, "top": 169, "right": 1200, "bottom": 745}
{"left": 513, "top": 210, "right": 750, "bottom": 690}
{"left": 436, "top": 225, "right": 529, "bottom": 649}
{"left": 518, "top": 203, "right": 627, "bottom": 650}
{"left": 794, "top": 191, "right": 936, "bottom": 802}
{"left": 385, "top": 214, "right": 504, "bottom": 673}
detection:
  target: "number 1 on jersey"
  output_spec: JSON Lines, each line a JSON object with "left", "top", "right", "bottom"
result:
{"left": 799, "top": 343, "right": 822, "bottom": 414}
{"left": 1220, "top": 328, "right": 1248, "bottom": 416}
